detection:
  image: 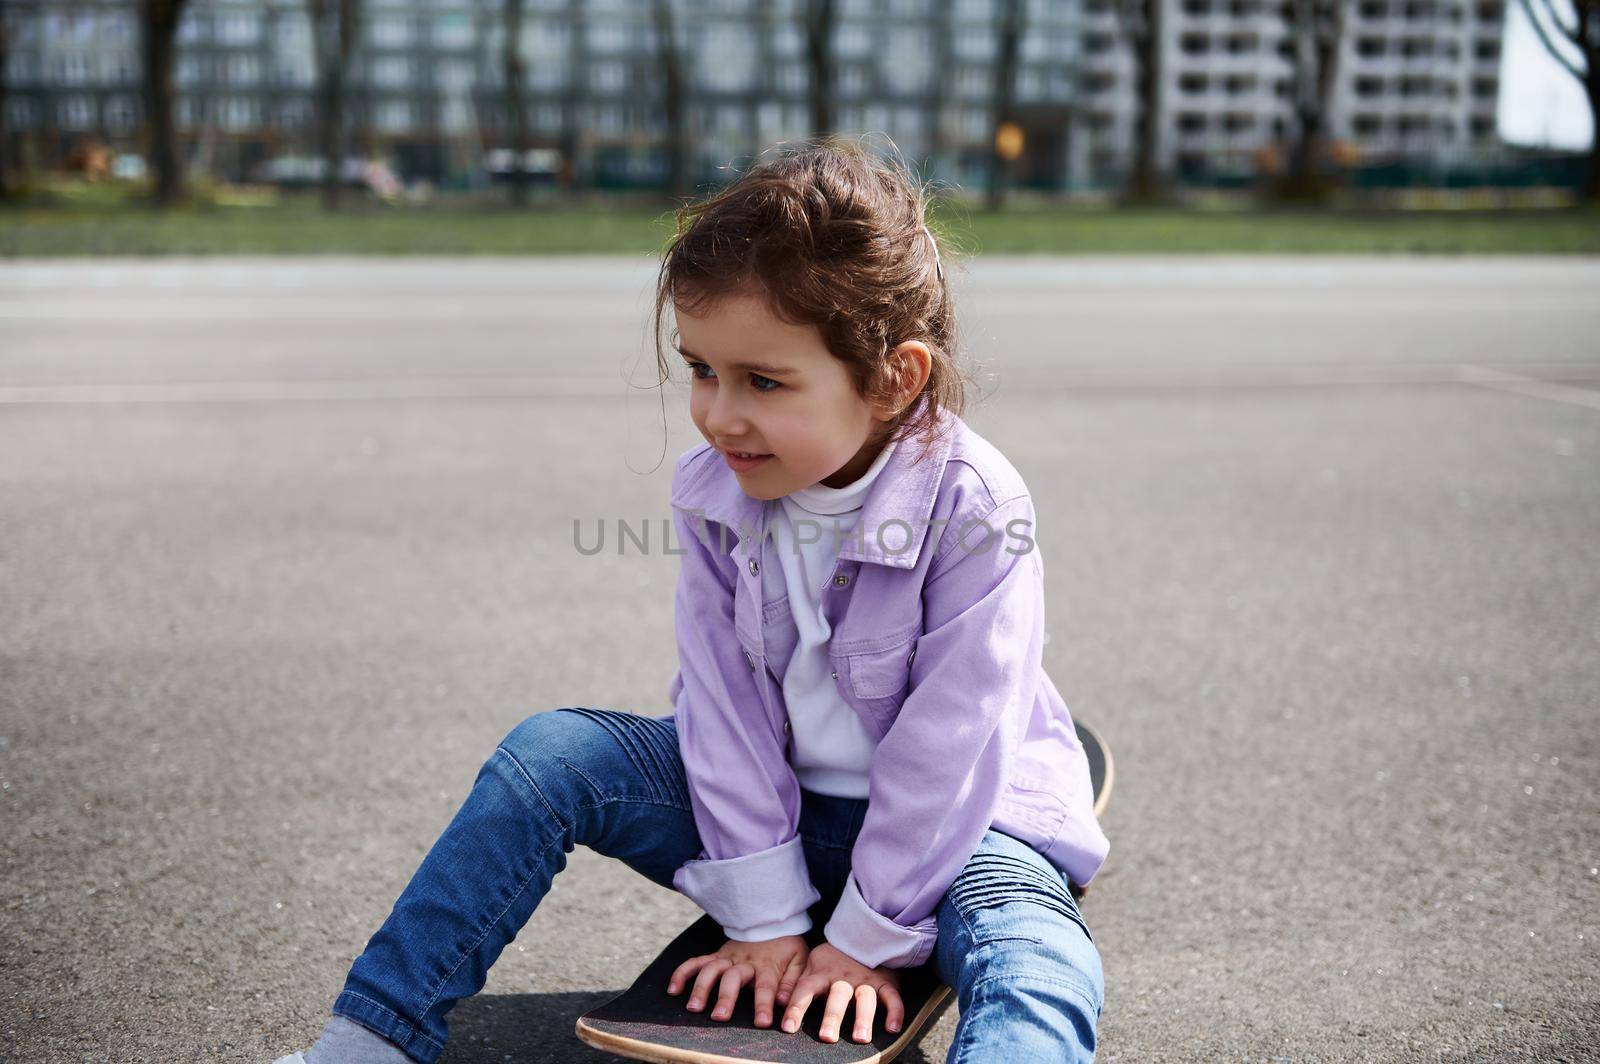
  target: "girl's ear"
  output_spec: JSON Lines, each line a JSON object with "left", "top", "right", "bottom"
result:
{"left": 881, "top": 341, "right": 933, "bottom": 417}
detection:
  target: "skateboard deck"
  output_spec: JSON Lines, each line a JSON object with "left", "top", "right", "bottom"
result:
{"left": 575, "top": 720, "right": 1113, "bottom": 1064}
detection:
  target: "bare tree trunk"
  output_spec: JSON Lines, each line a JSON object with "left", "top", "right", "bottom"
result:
{"left": 1514, "top": 0, "right": 1598, "bottom": 205}
{"left": 559, "top": 0, "right": 586, "bottom": 195}
{"left": 503, "top": 0, "right": 529, "bottom": 205}
{"left": 805, "top": 0, "right": 835, "bottom": 138}
{"left": 310, "top": 0, "right": 360, "bottom": 212}
{"left": 928, "top": 0, "right": 956, "bottom": 183}
{"left": 653, "top": 0, "right": 688, "bottom": 199}
{"left": 0, "top": 18, "right": 12, "bottom": 200}
{"left": 1279, "top": 0, "right": 1346, "bottom": 203}
{"left": 1589, "top": 61, "right": 1600, "bottom": 204}
{"left": 141, "top": 0, "right": 190, "bottom": 208}
{"left": 1114, "top": 0, "right": 1165, "bottom": 205}
{"left": 985, "top": 0, "right": 1025, "bottom": 210}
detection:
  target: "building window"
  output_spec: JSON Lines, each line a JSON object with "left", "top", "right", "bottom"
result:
{"left": 6, "top": 52, "right": 36, "bottom": 86}
{"left": 221, "top": 97, "right": 260, "bottom": 132}
{"left": 177, "top": 12, "right": 207, "bottom": 45}
{"left": 56, "top": 53, "right": 92, "bottom": 86}
{"left": 588, "top": 21, "right": 629, "bottom": 54}
{"left": 440, "top": 99, "right": 475, "bottom": 135}
{"left": 372, "top": 56, "right": 412, "bottom": 89}
{"left": 276, "top": 100, "right": 312, "bottom": 131}
{"left": 433, "top": 12, "right": 474, "bottom": 49}
{"left": 7, "top": 98, "right": 38, "bottom": 131}
{"left": 275, "top": 14, "right": 311, "bottom": 50}
{"left": 227, "top": 54, "right": 262, "bottom": 87}
{"left": 60, "top": 95, "right": 96, "bottom": 131}
{"left": 954, "top": 27, "right": 997, "bottom": 61}
{"left": 371, "top": 16, "right": 412, "bottom": 49}
{"left": 274, "top": 58, "right": 315, "bottom": 89}
{"left": 217, "top": 12, "right": 261, "bottom": 46}
{"left": 528, "top": 63, "right": 569, "bottom": 92}
{"left": 105, "top": 95, "right": 140, "bottom": 135}
{"left": 591, "top": 61, "right": 627, "bottom": 94}
{"left": 376, "top": 100, "right": 414, "bottom": 134}
{"left": 697, "top": 24, "right": 756, "bottom": 92}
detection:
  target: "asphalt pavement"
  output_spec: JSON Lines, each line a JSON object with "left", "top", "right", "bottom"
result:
{"left": 1, "top": 255, "right": 1596, "bottom": 1062}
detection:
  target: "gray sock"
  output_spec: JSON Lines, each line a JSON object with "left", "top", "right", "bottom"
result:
{"left": 303, "top": 1015, "right": 415, "bottom": 1064}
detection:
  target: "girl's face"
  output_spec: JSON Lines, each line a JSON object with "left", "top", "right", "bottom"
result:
{"left": 675, "top": 291, "right": 899, "bottom": 499}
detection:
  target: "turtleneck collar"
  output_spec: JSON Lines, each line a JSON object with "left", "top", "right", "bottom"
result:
{"left": 783, "top": 434, "right": 899, "bottom": 517}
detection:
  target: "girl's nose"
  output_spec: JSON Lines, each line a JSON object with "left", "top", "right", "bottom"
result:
{"left": 703, "top": 389, "right": 749, "bottom": 440}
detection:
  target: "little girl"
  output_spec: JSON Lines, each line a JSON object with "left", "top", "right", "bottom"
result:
{"left": 276, "top": 138, "right": 1110, "bottom": 1064}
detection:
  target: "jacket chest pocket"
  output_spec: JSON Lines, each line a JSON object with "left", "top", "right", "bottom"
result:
{"left": 836, "top": 630, "right": 919, "bottom": 738}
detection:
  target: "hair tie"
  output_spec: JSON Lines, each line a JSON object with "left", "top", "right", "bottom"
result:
{"left": 921, "top": 222, "right": 944, "bottom": 283}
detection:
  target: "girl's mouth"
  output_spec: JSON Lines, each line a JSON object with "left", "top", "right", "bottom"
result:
{"left": 722, "top": 449, "right": 773, "bottom": 472}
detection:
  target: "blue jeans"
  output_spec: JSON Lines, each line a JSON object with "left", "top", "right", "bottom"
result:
{"left": 332, "top": 708, "right": 1104, "bottom": 1062}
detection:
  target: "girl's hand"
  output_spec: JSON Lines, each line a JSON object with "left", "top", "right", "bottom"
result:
{"left": 666, "top": 934, "right": 809, "bottom": 1029}
{"left": 779, "top": 941, "right": 905, "bottom": 1044}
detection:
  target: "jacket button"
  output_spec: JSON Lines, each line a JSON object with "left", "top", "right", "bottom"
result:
{"left": 830, "top": 669, "right": 838, "bottom": 680}
{"left": 743, "top": 649, "right": 755, "bottom": 670}
{"left": 783, "top": 720, "right": 791, "bottom": 733}
{"left": 908, "top": 647, "right": 917, "bottom": 667}
{"left": 832, "top": 572, "right": 849, "bottom": 587}
{"left": 749, "top": 558, "right": 760, "bottom": 576}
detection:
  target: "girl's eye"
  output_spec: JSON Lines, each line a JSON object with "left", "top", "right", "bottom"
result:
{"left": 686, "top": 362, "right": 782, "bottom": 393}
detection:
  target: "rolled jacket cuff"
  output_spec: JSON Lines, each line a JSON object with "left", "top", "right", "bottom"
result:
{"left": 822, "top": 871, "right": 939, "bottom": 970}
{"left": 723, "top": 910, "right": 814, "bottom": 943}
{"left": 672, "top": 835, "right": 822, "bottom": 937}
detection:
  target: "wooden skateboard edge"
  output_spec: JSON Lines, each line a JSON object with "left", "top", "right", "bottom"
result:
{"left": 575, "top": 982, "right": 956, "bottom": 1064}
{"left": 1079, "top": 719, "right": 1115, "bottom": 821}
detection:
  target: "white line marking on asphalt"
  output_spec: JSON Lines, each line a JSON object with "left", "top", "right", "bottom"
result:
{"left": 1456, "top": 365, "right": 1600, "bottom": 411}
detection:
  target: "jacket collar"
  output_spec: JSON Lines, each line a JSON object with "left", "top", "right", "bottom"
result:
{"left": 671, "top": 396, "right": 959, "bottom": 570}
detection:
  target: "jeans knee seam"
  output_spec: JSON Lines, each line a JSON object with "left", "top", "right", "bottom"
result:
{"left": 494, "top": 744, "right": 566, "bottom": 829}
{"left": 968, "top": 969, "right": 1103, "bottom": 1016}
{"left": 556, "top": 755, "right": 691, "bottom": 815}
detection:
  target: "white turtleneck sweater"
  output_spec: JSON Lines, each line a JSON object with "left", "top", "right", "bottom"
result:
{"left": 774, "top": 436, "right": 898, "bottom": 803}
{"left": 732, "top": 436, "right": 897, "bottom": 941}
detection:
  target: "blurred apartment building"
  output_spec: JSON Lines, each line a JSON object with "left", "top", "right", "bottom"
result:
{"left": 2, "top": 0, "right": 1508, "bottom": 189}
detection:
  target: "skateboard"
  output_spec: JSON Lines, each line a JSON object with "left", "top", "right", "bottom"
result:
{"left": 575, "top": 720, "right": 1114, "bottom": 1064}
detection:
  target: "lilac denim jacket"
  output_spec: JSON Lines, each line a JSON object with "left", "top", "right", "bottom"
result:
{"left": 666, "top": 401, "right": 1110, "bottom": 971}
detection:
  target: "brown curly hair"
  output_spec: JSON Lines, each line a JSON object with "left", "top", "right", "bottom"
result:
{"left": 651, "top": 135, "right": 972, "bottom": 464}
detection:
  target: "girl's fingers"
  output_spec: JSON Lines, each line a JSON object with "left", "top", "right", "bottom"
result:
{"left": 752, "top": 967, "right": 779, "bottom": 1027}
{"left": 687, "top": 958, "right": 730, "bottom": 1011}
{"left": 851, "top": 984, "right": 877, "bottom": 1044}
{"left": 781, "top": 975, "right": 822, "bottom": 1033}
{"left": 818, "top": 980, "right": 857, "bottom": 1043}
{"left": 881, "top": 984, "right": 905, "bottom": 1033}
{"left": 776, "top": 952, "right": 804, "bottom": 1008}
{"left": 710, "top": 963, "right": 752, "bottom": 1021}
{"left": 667, "top": 954, "right": 709, "bottom": 994}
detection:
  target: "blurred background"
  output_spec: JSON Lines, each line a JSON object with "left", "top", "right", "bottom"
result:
{"left": 3, "top": 3, "right": 1599, "bottom": 1063}
{"left": 1, "top": 0, "right": 1597, "bottom": 252}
